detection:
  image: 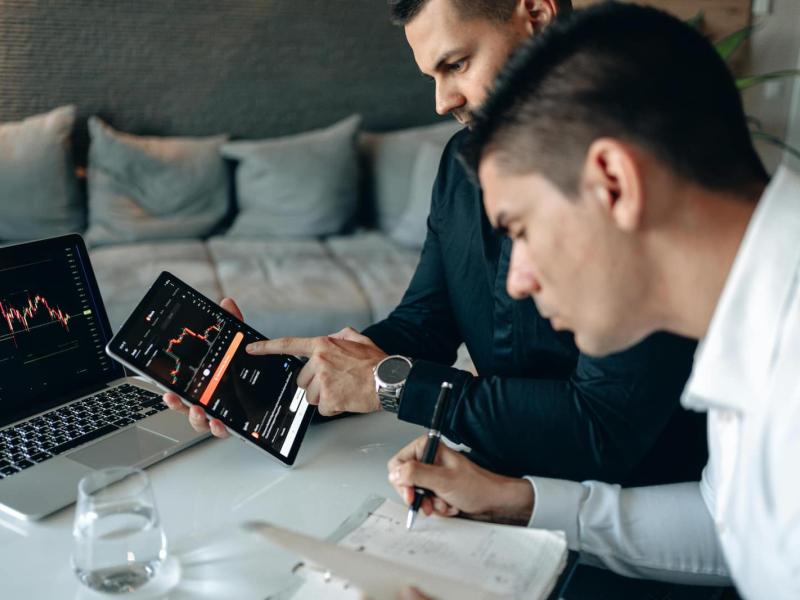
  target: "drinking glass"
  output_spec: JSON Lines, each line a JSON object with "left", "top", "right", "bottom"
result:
{"left": 72, "top": 467, "right": 167, "bottom": 594}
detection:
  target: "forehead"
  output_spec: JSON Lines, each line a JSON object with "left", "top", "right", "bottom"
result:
{"left": 479, "top": 154, "right": 561, "bottom": 224}
{"left": 404, "top": 0, "right": 496, "bottom": 71}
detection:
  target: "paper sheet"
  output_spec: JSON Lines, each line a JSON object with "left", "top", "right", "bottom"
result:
{"left": 255, "top": 496, "right": 566, "bottom": 600}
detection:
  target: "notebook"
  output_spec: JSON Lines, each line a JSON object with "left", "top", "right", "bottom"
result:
{"left": 245, "top": 495, "right": 568, "bottom": 600}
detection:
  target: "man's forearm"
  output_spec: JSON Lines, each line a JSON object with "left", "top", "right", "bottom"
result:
{"left": 525, "top": 477, "right": 731, "bottom": 586}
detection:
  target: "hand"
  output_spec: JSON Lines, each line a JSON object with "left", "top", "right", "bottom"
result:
{"left": 161, "top": 297, "right": 243, "bottom": 438}
{"left": 245, "top": 327, "right": 388, "bottom": 417}
{"left": 387, "top": 436, "right": 535, "bottom": 525}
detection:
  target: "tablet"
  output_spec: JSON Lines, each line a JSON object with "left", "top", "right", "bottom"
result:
{"left": 106, "top": 271, "right": 313, "bottom": 466}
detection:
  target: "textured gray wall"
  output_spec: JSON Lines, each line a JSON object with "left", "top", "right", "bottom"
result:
{"left": 0, "top": 0, "right": 441, "bottom": 163}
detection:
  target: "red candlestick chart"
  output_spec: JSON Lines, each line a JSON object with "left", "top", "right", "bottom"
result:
{"left": 0, "top": 294, "right": 71, "bottom": 347}
{"left": 164, "top": 322, "right": 222, "bottom": 385}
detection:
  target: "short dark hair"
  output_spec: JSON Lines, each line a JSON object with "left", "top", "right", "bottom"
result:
{"left": 389, "top": 0, "right": 554, "bottom": 26}
{"left": 464, "top": 2, "right": 768, "bottom": 197}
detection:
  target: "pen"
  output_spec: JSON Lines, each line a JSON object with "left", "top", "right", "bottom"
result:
{"left": 407, "top": 381, "right": 453, "bottom": 530}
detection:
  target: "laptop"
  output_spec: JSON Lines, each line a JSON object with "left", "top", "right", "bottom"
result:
{"left": 0, "top": 234, "right": 208, "bottom": 520}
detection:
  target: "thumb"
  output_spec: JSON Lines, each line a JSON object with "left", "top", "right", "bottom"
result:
{"left": 330, "top": 326, "right": 377, "bottom": 347}
{"left": 220, "top": 297, "right": 244, "bottom": 322}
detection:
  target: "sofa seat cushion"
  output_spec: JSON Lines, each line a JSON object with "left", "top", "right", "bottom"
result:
{"left": 206, "top": 237, "right": 372, "bottom": 338}
{"left": 325, "top": 233, "right": 421, "bottom": 322}
{"left": 90, "top": 241, "right": 222, "bottom": 332}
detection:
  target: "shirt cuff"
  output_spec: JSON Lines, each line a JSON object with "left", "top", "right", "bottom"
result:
{"left": 524, "top": 475, "right": 587, "bottom": 549}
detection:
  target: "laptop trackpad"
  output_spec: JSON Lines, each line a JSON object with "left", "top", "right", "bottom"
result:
{"left": 66, "top": 428, "right": 175, "bottom": 470}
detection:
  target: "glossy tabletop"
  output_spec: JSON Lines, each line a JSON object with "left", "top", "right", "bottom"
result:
{"left": 0, "top": 411, "right": 425, "bottom": 599}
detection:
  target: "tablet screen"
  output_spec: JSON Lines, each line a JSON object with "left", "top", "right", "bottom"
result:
{"left": 107, "top": 272, "right": 313, "bottom": 465}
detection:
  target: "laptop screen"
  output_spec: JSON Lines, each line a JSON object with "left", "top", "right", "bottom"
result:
{"left": 0, "top": 235, "right": 123, "bottom": 427}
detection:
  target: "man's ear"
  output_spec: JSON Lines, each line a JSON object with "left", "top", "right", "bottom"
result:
{"left": 581, "top": 138, "right": 645, "bottom": 232}
{"left": 519, "top": 0, "right": 559, "bottom": 34}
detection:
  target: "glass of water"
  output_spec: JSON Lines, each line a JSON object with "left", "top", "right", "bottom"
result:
{"left": 72, "top": 467, "right": 167, "bottom": 594}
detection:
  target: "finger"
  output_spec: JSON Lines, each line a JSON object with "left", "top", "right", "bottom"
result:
{"left": 163, "top": 393, "right": 189, "bottom": 416}
{"left": 188, "top": 405, "right": 211, "bottom": 433}
{"left": 219, "top": 297, "right": 244, "bottom": 322}
{"left": 387, "top": 436, "right": 429, "bottom": 473}
{"left": 208, "top": 419, "right": 229, "bottom": 438}
{"left": 246, "top": 336, "right": 316, "bottom": 357}
{"left": 432, "top": 497, "right": 454, "bottom": 515}
{"left": 296, "top": 360, "right": 316, "bottom": 390}
{"left": 304, "top": 375, "right": 321, "bottom": 407}
{"left": 391, "top": 461, "right": 451, "bottom": 494}
{"left": 421, "top": 496, "right": 435, "bottom": 516}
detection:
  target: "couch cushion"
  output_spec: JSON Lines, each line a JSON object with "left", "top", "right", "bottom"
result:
{"left": 206, "top": 237, "right": 372, "bottom": 338}
{"left": 360, "top": 121, "right": 460, "bottom": 232}
{"left": 325, "top": 232, "right": 421, "bottom": 322}
{"left": 86, "top": 117, "right": 229, "bottom": 245}
{"left": 90, "top": 241, "right": 222, "bottom": 332}
{"left": 222, "top": 115, "right": 361, "bottom": 239}
{"left": 388, "top": 140, "right": 444, "bottom": 250}
{"left": 0, "top": 105, "right": 84, "bottom": 241}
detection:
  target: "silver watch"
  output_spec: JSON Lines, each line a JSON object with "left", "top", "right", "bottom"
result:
{"left": 374, "top": 355, "right": 413, "bottom": 413}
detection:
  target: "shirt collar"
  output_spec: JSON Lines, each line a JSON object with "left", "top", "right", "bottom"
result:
{"left": 683, "top": 166, "right": 800, "bottom": 413}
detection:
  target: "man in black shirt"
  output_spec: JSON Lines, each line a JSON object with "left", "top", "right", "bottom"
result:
{"left": 165, "top": 0, "right": 706, "bottom": 484}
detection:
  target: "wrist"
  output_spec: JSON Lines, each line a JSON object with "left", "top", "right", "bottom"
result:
{"left": 484, "top": 475, "right": 535, "bottom": 526}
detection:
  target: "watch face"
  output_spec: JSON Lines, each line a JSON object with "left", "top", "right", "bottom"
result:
{"left": 378, "top": 357, "right": 411, "bottom": 385}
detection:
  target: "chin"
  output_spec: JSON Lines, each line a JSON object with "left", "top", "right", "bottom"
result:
{"left": 574, "top": 332, "right": 621, "bottom": 358}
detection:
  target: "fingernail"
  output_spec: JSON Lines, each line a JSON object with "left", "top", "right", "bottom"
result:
{"left": 245, "top": 344, "right": 255, "bottom": 353}
{"left": 389, "top": 469, "right": 399, "bottom": 482}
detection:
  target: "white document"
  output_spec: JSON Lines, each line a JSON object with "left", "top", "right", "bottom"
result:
{"left": 249, "top": 496, "right": 567, "bottom": 600}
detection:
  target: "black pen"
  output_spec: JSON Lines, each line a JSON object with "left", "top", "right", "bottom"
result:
{"left": 407, "top": 381, "right": 453, "bottom": 530}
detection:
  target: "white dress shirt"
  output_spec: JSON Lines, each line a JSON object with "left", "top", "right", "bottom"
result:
{"left": 525, "top": 165, "right": 800, "bottom": 598}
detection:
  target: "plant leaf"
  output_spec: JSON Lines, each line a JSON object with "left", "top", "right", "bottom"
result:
{"left": 750, "top": 131, "right": 800, "bottom": 161}
{"left": 737, "top": 69, "right": 800, "bottom": 90}
{"left": 687, "top": 11, "right": 705, "bottom": 29}
{"left": 715, "top": 24, "right": 757, "bottom": 61}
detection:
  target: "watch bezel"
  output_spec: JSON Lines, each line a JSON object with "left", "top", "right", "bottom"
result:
{"left": 375, "top": 355, "right": 413, "bottom": 392}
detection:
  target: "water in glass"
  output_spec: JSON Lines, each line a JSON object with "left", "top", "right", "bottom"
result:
{"left": 72, "top": 467, "right": 167, "bottom": 594}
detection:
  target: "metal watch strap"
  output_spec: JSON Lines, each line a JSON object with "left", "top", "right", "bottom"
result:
{"left": 377, "top": 388, "right": 401, "bottom": 413}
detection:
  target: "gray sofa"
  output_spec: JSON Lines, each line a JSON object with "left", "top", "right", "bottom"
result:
{"left": 0, "top": 106, "right": 472, "bottom": 368}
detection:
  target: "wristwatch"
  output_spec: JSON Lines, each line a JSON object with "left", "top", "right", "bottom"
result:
{"left": 374, "top": 355, "right": 413, "bottom": 413}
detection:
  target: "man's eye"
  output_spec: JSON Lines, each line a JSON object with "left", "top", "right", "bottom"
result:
{"left": 447, "top": 60, "right": 466, "bottom": 72}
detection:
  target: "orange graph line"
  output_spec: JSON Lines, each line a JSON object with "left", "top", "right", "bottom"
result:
{"left": 0, "top": 294, "right": 71, "bottom": 345}
{"left": 165, "top": 322, "right": 221, "bottom": 384}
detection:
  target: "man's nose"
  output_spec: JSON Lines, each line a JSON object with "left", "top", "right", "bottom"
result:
{"left": 435, "top": 81, "right": 466, "bottom": 116}
{"left": 506, "top": 244, "right": 542, "bottom": 299}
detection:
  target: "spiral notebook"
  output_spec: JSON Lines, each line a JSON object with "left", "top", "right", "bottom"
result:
{"left": 246, "top": 495, "right": 568, "bottom": 600}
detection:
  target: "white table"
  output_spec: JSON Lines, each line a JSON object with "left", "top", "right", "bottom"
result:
{"left": 0, "top": 412, "right": 425, "bottom": 599}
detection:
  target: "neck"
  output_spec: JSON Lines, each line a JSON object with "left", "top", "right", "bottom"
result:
{"left": 647, "top": 183, "right": 763, "bottom": 340}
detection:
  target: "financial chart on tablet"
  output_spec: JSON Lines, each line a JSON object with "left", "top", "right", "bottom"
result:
{"left": 107, "top": 273, "right": 312, "bottom": 464}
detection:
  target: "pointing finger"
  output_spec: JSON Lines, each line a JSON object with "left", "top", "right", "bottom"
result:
{"left": 246, "top": 337, "right": 316, "bottom": 357}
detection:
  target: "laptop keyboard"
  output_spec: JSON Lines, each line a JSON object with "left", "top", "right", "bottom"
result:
{"left": 0, "top": 384, "right": 167, "bottom": 480}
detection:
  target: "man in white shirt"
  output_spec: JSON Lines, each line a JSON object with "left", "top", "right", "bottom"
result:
{"left": 388, "top": 4, "right": 799, "bottom": 598}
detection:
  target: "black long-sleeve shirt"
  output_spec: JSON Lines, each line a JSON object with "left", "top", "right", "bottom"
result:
{"left": 364, "top": 129, "right": 707, "bottom": 484}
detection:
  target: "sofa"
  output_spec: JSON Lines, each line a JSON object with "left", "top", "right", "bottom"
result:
{"left": 1, "top": 105, "right": 475, "bottom": 368}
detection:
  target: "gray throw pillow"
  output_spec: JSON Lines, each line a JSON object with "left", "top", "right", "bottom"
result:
{"left": 360, "top": 121, "right": 461, "bottom": 232}
{"left": 86, "top": 117, "right": 229, "bottom": 245}
{"left": 222, "top": 115, "right": 361, "bottom": 239}
{"left": 389, "top": 141, "right": 445, "bottom": 249}
{"left": 0, "top": 105, "right": 83, "bottom": 241}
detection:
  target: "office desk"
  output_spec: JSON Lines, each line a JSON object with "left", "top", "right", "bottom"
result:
{"left": 0, "top": 412, "right": 427, "bottom": 599}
